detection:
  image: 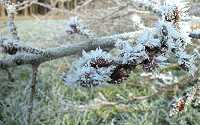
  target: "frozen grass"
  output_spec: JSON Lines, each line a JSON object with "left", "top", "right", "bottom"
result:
{"left": 0, "top": 19, "right": 200, "bottom": 125}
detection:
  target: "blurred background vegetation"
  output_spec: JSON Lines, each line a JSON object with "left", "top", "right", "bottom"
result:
{"left": 0, "top": 0, "right": 200, "bottom": 125}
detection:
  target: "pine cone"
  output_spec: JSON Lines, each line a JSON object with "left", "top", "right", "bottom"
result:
{"left": 90, "top": 58, "right": 112, "bottom": 68}
{"left": 110, "top": 64, "right": 134, "bottom": 84}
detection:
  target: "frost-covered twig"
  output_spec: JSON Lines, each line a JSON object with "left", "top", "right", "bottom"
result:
{"left": 27, "top": 64, "right": 39, "bottom": 125}
{"left": 65, "top": 17, "right": 96, "bottom": 38}
{"left": 189, "top": 29, "right": 200, "bottom": 39}
{"left": 6, "top": 4, "right": 20, "bottom": 41}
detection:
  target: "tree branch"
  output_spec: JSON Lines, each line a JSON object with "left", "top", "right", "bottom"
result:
{"left": 1, "top": 28, "right": 199, "bottom": 69}
{"left": 27, "top": 64, "right": 39, "bottom": 125}
{"left": 0, "top": 31, "right": 142, "bottom": 69}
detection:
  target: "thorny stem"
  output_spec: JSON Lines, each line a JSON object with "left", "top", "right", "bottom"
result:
{"left": 27, "top": 64, "right": 39, "bottom": 125}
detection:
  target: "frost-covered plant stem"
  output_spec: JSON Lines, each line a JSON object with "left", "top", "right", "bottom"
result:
{"left": 6, "top": 4, "right": 20, "bottom": 41}
{"left": 27, "top": 64, "right": 39, "bottom": 125}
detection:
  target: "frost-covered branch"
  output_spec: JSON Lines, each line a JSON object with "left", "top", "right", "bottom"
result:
{"left": 27, "top": 64, "right": 39, "bottom": 125}
{"left": 0, "top": 30, "right": 142, "bottom": 69}
{"left": 189, "top": 29, "right": 200, "bottom": 39}
{"left": 0, "top": 25, "right": 198, "bottom": 70}
{"left": 62, "top": 1, "right": 200, "bottom": 100}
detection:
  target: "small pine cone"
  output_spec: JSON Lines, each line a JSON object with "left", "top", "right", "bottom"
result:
{"left": 90, "top": 58, "right": 112, "bottom": 68}
{"left": 142, "top": 58, "right": 157, "bottom": 72}
{"left": 110, "top": 64, "right": 134, "bottom": 84}
{"left": 169, "top": 97, "right": 186, "bottom": 117}
{"left": 176, "top": 98, "right": 186, "bottom": 112}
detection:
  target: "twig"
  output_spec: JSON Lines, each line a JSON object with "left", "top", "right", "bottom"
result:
{"left": 27, "top": 64, "right": 39, "bottom": 125}
{"left": 0, "top": 28, "right": 199, "bottom": 69}
{"left": 5, "top": 3, "right": 20, "bottom": 41}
